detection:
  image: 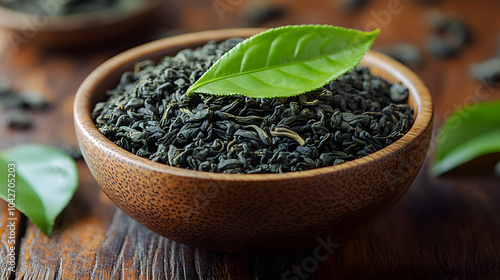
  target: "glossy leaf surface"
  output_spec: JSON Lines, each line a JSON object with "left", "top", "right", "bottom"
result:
{"left": 0, "top": 145, "right": 78, "bottom": 236}
{"left": 433, "top": 100, "right": 500, "bottom": 176}
{"left": 187, "top": 25, "right": 379, "bottom": 98}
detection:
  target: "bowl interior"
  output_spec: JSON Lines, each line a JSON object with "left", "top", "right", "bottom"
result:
{"left": 75, "top": 28, "right": 433, "bottom": 181}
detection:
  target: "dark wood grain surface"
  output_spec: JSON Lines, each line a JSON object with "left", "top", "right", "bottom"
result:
{"left": 1, "top": 0, "right": 499, "bottom": 279}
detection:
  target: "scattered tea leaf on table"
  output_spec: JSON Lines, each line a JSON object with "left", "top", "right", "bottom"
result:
{"left": 0, "top": 144, "right": 78, "bottom": 236}
{"left": 187, "top": 25, "right": 379, "bottom": 98}
{"left": 244, "top": 4, "right": 286, "bottom": 26}
{"left": 432, "top": 100, "right": 500, "bottom": 176}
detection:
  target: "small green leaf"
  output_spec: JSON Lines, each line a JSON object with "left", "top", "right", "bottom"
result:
{"left": 187, "top": 25, "right": 379, "bottom": 98}
{"left": 432, "top": 100, "right": 500, "bottom": 176}
{"left": 0, "top": 144, "right": 78, "bottom": 236}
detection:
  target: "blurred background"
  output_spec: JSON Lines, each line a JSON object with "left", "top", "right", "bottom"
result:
{"left": 1, "top": 0, "right": 499, "bottom": 278}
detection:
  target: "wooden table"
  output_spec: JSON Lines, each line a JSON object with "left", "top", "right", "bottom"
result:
{"left": 1, "top": 0, "right": 499, "bottom": 279}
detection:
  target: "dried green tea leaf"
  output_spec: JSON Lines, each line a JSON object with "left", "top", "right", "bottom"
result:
{"left": 433, "top": 100, "right": 500, "bottom": 176}
{"left": 0, "top": 145, "right": 78, "bottom": 236}
{"left": 187, "top": 25, "right": 379, "bottom": 98}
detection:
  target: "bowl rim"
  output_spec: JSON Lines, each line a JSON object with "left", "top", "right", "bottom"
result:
{"left": 0, "top": 0, "right": 161, "bottom": 32}
{"left": 74, "top": 27, "right": 433, "bottom": 182}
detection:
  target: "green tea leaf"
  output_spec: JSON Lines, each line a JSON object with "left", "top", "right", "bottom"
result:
{"left": 0, "top": 145, "right": 78, "bottom": 236}
{"left": 187, "top": 25, "right": 379, "bottom": 98}
{"left": 432, "top": 100, "right": 500, "bottom": 176}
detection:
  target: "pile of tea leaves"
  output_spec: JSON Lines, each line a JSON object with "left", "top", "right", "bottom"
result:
{"left": 0, "top": 0, "right": 143, "bottom": 16}
{"left": 93, "top": 38, "right": 414, "bottom": 174}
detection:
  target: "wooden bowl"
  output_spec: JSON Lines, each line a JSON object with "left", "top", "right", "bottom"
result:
{"left": 74, "top": 28, "right": 433, "bottom": 253}
{"left": 0, "top": 0, "right": 162, "bottom": 48}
